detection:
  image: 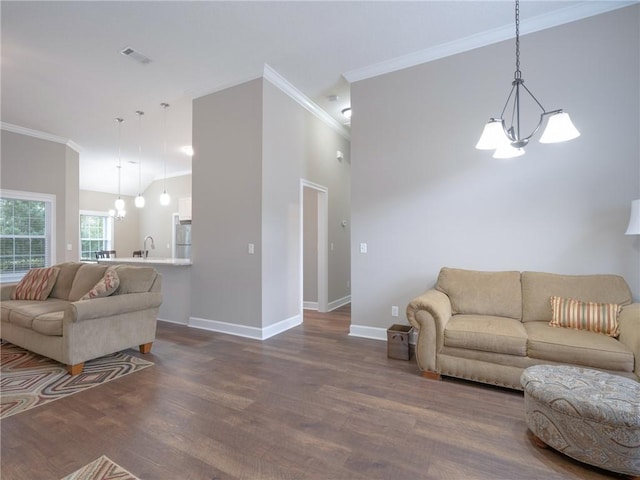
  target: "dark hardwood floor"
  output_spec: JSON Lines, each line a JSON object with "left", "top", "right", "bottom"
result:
{"left": 1, "top": 305, "right": 624, "bottom": 479}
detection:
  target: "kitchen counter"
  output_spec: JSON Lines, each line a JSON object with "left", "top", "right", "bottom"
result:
{"left": 97, "top": 257, "right": 192, "bottom": 266}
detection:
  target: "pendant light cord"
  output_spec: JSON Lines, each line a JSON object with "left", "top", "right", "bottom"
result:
{"left": 136, "top": 111, "right": 143, "bottom": 194}
{"left": 116, "top": 118, "right": 123, "bottom": 199}
{"left": 161, "top": 103, "right": 169, "bottom": 192}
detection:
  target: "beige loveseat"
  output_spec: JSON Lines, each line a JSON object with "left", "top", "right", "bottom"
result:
{"left": 1, "top": 262, "right": 162, "bottom": 375}
{"left": 406, "top": 268, "right": 640, "bottom": 390}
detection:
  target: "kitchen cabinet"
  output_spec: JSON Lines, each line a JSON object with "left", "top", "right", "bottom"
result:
{"left": 178, "top": 197, "right": 192, "bottom": 222}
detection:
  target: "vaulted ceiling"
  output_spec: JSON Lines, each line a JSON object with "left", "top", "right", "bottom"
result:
{"left": 1, "top": 1, "right": 629, "bottom": 195}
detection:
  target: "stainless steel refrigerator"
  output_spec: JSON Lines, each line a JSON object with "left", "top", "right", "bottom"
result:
{"left": 175, "top": 223, "right": 192, "bottom": 259}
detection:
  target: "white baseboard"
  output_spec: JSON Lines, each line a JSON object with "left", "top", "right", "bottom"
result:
{"left": 349, "top": 324, "right": 387, "bottom": 341}
{"left": 328, "top": 295, "right": 351, "bottom": 311}
{"left": 157, "top": 317, "right": 188, "bottom": 326}
{"left": 188, "top": 314, "right": 302, "bottom": 340}
{"left": 303, "top": 301, "right": 318, "bottom": 310}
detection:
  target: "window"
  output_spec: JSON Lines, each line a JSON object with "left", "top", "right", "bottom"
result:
{"left": 0, "top": 190, "right": 55, "bottom": 283}
{"left": 80, "top": 211, "right": 113, "bottom": 261}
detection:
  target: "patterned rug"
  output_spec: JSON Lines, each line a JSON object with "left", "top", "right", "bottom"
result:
{"left": 61, "top": 455, "right": 140, "bottom": 480}
{"left": 0, "top": 341, "right": 153, "bottom": 419}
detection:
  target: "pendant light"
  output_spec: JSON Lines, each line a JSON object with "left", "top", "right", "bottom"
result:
{"left": 159, "top": 102, "right": 171, "bottom": 206}
{"left": 134, "top": 110, "right": 145, "bottom": 208}
{"left": 476, "top": 0, "right": 580, "bottom": 159}
{"left": 111, "top": 118, "right": 126, "bottom": 221}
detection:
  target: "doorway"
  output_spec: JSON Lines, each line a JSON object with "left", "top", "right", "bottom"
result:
{"left": 300, "top": 180, "right": 328, "bottom": 313}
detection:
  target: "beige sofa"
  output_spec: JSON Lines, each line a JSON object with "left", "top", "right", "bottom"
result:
{"left": 406, "top": 268, "right": 640, "bottom": 390}
{"left": 1, "top": 262, "right": 162, "bottom": 375}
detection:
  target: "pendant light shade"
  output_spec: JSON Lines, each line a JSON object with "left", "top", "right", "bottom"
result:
{"left": 539, "top": 112, "right": 581, "bottom": 144}
{"left": 476, "top": 0, "right": 579, "bottom": 158}
{"left": 160, "top": 102, "right": 171, "bottom": 206}
{"left": 135, "top": 110, "right": 145, "bottom": 208}
{"left": 475, "top": 119, "right": 505, "bottom": 150}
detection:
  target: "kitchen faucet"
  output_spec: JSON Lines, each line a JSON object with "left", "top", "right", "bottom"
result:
{"left": 142, "top": 235, "right": 155, "bottom": 258}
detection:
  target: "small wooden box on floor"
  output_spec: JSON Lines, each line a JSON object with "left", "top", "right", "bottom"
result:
{"left": 387, "top": 324, "right": 414, "bottom": 360}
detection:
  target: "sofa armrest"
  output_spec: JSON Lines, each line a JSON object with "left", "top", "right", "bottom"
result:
{"left": 618, "top": 303, "right": 640, "bottom": 377}
{"left": 406, "top": 289, "right": 452, "bottom": 373}
{"left": 65, "top": 292, "right": 163, "bottom": 323}
{"left": 1, "top": 283, "right": 17, "bottom": 301}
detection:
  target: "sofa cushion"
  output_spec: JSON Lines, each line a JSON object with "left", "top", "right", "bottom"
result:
{"left": 444, "top": 314, "right": 528, "bottom": 356}
{"left": 550, "top": 296, "right": 621, "bottom": 337}
{"left": 1, "top": 299, "right": 70, "bottom": 329}
{"left": 68, "top": 264, "right": 109, "bottom": 302}
{"left": 32, "top": 311, "right": 64, "bottom": 336}
{"left": 436, "top": 268, "right": 522, "bottom": 320}
{"left": 522, "top": 272, "right": 632, "bottom": 322}
{"left": 525, "top": 321, "right": 634, "bottom": 372}
{"left": 80, "top": 267, "right": 119, "bottom": 300}
{"left": 49, "top": 262, "right": 84, "bottom": 300}
{"left": 113, "top": 265, "right": 157, "bottom": 294}
{"left": 11, "top": 267, "right": 60, "bottom": 301}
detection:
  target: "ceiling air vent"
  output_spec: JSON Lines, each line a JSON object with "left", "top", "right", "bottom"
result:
{"left": 120, "top": 47, "right": 151, "bottom": 65}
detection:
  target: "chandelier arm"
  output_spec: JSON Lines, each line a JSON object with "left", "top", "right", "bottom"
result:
{"left": 519, "top": 81, "right": 547, "bottom": 113}
{"left": 499, "top": 83, "right": 517, "bottom": 119}
{"left": 517, "top": 113, "right": 546, "bottom": 144}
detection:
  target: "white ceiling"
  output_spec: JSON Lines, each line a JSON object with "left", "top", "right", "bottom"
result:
{"left": 1, "top": 1, "right": 630, "bottom": 196}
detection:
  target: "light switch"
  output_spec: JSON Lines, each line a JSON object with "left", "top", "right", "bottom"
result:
{"left": 248, "top": 243, "right": 255, "bottom": 254}
{"left": 66, "top": 243, "right": 72, "bottom": 251}
{"left": 359, "top": 243, "right": 367, "bottom": 254}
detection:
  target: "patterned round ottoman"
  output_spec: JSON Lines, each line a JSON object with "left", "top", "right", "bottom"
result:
{"left": 521, "top": 365, "right": 640, "bottom": 477}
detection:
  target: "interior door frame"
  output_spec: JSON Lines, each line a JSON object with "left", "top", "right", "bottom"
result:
{"left": 300, "top": 179, "right": 328, "bottom": 313}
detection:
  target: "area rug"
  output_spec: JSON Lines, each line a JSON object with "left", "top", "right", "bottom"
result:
{"left": 0, "top": 341, "right": 153, "bottom": 419}
{"left": 61, "top": 455, "right": 140, "bottom": 480}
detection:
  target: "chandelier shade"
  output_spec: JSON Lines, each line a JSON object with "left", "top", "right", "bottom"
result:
{"left": 539, "top": 112, "right": 581, "bottom": 144}
{"left": 476, "top": 0, "right": 579, "bottom": 159}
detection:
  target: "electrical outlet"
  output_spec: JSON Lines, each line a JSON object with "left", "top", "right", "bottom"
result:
{"left": 359, "top": 242, "right": 367, "bottom": 254}
{"left": 391, "top": 306, "right": 399, "bottom": 317}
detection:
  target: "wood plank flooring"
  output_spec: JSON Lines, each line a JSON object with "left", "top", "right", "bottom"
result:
{"left": 1, "top": 305, "right": 625, "bottom": 479}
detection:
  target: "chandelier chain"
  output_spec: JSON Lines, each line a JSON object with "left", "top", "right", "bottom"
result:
{"left": 514, "top": 0, "right": 521, "bottom": 79}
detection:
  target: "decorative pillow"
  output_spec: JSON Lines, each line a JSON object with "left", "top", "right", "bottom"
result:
{"left": 549, "top": 296, "right": 621, "bottom": 337}
{"left": 80, "top": 267, "right": 120, "bottom": 300}
{"left": 11, "top": 267, "right": 60, "bottom": 301}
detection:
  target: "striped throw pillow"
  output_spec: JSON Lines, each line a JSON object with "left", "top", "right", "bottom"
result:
{"left": 80, "top": 267, "right": 120, "bottom": 300}
{"left": 11, "top": 267, "right": 60, "bottom": 301}
{"left": 549, "top": 296, "right": 621, "bottom": 337}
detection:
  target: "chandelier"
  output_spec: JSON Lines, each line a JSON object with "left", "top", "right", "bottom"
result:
{"left": 475, "top": 0, "right": 580, "bottom": 159}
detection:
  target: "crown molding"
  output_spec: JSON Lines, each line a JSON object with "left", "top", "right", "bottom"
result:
{"left": 263, "top": 64, "right": 350, "bottom": 141}
{"left": 1, "top": 122, "right": 82, "bottom": 152}
{"left": 344, "top": 1, "right": 637, "bottom": 84}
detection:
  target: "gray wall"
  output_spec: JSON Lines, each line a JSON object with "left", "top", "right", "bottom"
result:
{"left": 192, "top": 78, "right": 264, "bottom": 328}
{"left": 1, "top": 130, "right": 79, "bottom": 264}
{"left": 350, "top": 5, "right": 640, "bottom": 335}
{"left": 191, "top": 75, "right": 350, "bottom": 334}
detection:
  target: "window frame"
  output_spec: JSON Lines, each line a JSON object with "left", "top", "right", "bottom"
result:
{"left": 79, "top": 210, "right": 114, "bottom": 262}
{"left": 0, "top": 189, "right": 56, "bottom": 283}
